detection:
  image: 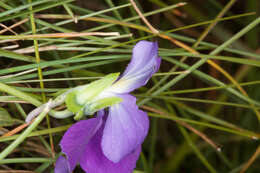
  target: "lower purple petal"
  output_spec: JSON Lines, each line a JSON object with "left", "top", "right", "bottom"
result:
{"left": 101, "top": 94, "right": 149, "bottom": 162}
{"left": 80, "top": 121, "right": 141, "bottom": 173}
{"left": 55, "top": 156, "right": 71, "bottom": 173}
{"left": 60, "top": 117, "right": 102, "bottom": 170}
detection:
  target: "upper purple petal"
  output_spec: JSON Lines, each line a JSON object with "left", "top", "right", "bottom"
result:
{"left": 101, "top": 94, "right": 149, "bottom": 162}
{"left": 108, "top": 41, "right": 161, "bottom": 93}
{"left": 60, "top": 117, "right": 102, "bottom": 170}
{"left": 80, "top": 118, "right": 141, "bottom": 173}
{"left": 55, "top": 156, "right": 71, "bottom": 173}
{"left": 123, "top": 41, "right": 160, "bottom": 77}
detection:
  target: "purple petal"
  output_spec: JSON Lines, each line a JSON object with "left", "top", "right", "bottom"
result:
{"left": 124, "top": 41, "right": 159, "bottom": 76}
{"left": 108, "top": 41, "right": 161, "bottom": 93}
{"left": 80, "top": 120, "right": 141, "bottom": 173}
{"left": 55, "top": 156, "right": 71, "bottom": 173}
{"left": 101, "top": 94, "right": 149, "bottom": 162}
{"left": 60, "top": 117, "right": 102, "bottom": 170}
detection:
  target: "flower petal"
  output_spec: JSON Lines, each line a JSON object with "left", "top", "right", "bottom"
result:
{"left": 123, "top": 41, "right": 159, "bottom": 76}
{"left": 80, "top": 120, "right": 141, "bottom": 173}
{"left": 101, "top": 94, "right": 149, "bottom": 162}
{"left": 60, "top": 117, "right": 102, "bottom": 170}
{"left": 108, "top": 41, "right": 161, "bottom": 93}
{"left": 54, "top": 156, "right": 71, "bottom": 173}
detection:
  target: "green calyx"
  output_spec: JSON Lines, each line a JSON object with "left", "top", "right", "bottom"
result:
{"left": 65, "top": 91, "right": 82, "bottom": 113}
{"left": 76, "top": 72, "right": 119, "bottom": 105}
{"left": 65, "top": 73, "right": 122, "bottom": 120}
{"left": 84, "top": 97, "right": 122, "bottom": 115}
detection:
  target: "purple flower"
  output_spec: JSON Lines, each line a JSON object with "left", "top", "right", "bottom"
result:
{"left": 55, "top": 41, "right": 161, "bottom": 173}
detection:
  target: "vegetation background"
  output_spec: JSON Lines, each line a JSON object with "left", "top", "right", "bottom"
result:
{"left": 0, "top": 0, "right": 259, "bottom": 172}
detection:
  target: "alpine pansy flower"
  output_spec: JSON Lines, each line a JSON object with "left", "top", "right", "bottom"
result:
{"left": 55, "top": 41, "right": 161, "bottom": 173}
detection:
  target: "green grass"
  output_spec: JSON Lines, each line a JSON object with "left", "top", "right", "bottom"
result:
{"left": 0, "top": 0, "right": 260, "bottom": 173}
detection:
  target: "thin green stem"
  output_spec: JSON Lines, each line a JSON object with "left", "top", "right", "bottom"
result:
{"left": 0, "top": 158, "right": 54, "bottom": 164}
{"left": 28, "top": 0, "right": 54, "bottom": 158}
{"left": 194, "top": 0, "right": 237, "bottom": 47}
{"left": 28, "top": 0, "right": 46, "bottom": 102}
{"left": 179, "top": 125, "right": 217, "bottom": 173}
{"left": 0, "top": 82, "right": 41, "bottom": 106}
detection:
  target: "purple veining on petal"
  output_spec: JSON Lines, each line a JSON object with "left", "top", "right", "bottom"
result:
{"left": 54, "top": 156, "right": 71, "bottom": 173}
{"left": 80, "top": 117, "right": 141, "bottom": 173}
{"left": 60, "top": 117, "right": 102, "bottom": 170}
{"left": 101, "top": 94, "right": 149, "bottom": 162}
